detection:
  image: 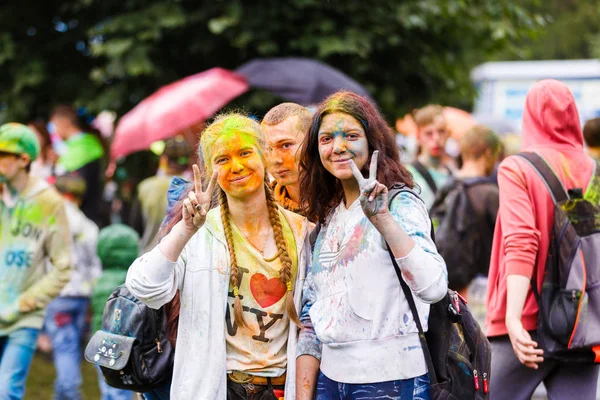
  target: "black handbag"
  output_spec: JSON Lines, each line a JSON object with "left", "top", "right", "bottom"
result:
{"left": 85, "top": 285, "right": 174, "bottom": 392}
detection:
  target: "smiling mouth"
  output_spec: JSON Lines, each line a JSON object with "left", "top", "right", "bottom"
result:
{"left": 275, "top": 169, "right": 289, "bottom": 175}
{"left": 332, "top": 158, "right": 352, "bottom": 164}
{"left": 229, "top": 175, "right": 250, "bottom": 183}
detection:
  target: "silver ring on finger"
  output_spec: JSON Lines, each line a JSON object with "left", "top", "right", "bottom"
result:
{"left": 195, "top": 204, "right": 201, "bottom": 211}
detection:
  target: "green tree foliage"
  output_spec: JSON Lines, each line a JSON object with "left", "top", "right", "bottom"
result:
{"left": 0, "top": 0, "right": 542, "bottom": 123}
{"left": 497, "top": 0, "right": 600, "bottom": 61}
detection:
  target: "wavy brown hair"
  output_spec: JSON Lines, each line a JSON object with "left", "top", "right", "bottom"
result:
{"left": 299, "top": 91, "right": 414, "bottom": 222}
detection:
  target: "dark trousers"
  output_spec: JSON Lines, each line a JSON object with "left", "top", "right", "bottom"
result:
{"left": 227, "top": 379, "right": 284, "bottom": 400}
{"left": 490, "top": 334, "right": 599, "bottom": 400}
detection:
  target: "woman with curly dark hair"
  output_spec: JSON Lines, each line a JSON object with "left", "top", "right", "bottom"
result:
{"left": 295, "top": 92, "right": 448, "bottom": 400}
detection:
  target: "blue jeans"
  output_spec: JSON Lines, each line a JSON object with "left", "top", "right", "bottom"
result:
{"left": 0, "top": 328, "right": 40, "bottom": 400}
{"left": 44, "top": 296, "right": 89, "bottom": 400}
{"left": 143, "top": 381, "right": 171, "bottom": 400}
{"left": 316, "top": 371, "right": 430, "bottom": 400}
{"left": 96, "top": 366, "right": 133, "bottom": 400}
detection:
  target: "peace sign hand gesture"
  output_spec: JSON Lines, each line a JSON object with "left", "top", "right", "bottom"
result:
{"left": 182, "top": 164, "right": 218, "bottom": 232}
{"left": 349, "top": 150, "right": 389, "bottom": 220}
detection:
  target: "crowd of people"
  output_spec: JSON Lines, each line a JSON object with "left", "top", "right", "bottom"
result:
{"left": 0, "top": 79, "right": 599, "bottom": 400}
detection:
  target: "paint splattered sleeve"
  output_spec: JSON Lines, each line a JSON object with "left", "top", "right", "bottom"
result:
{"left": 297, "top": 259, "right": 322, "bottom": 360}
{"left": 390, "top": 192, "right": 448, "bottom": 303}
{"left": 19, "top": 201, "right": 73, "bottom": 312}
{"left": 126, "top": 244, "right": 186, "bottom": 310}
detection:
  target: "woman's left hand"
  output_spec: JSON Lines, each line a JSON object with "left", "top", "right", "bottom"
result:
{"left": 349, "top": 150, "right": 389, "bottom": 220}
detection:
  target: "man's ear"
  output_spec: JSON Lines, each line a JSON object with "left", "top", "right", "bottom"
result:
{"left": 19, "top": 154, "right": 31, "bottom": 167}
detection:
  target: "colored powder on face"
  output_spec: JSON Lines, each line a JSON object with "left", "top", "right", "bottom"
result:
{"left": 212, "top": 132, "right": 265, "bottom": 195}
{"left": 200, "top": 114, "right": 265, "bottom": 176}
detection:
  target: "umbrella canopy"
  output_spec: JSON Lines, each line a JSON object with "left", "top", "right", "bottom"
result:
{"left": 395, "top": 107, "right": 476, "bottom": 139}
{"left": 111, "top": 68, "right": 249, "bottom": 159}
{"left": 236, "top": 57, "right": 371, "bottom": 105}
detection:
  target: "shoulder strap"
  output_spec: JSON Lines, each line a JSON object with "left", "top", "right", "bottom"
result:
{"left": 412, "top": 161, "right": 438, "bottom": 194}
{"left": 515, "top": 152, "right": 569, "bottom": 204}
{"left": 386, "top": 244, "right": 438, "bottom": 384}
{"left": 386, "top": 186, "right": 438, "bottom": 384}
{"left": 515, "top": 152, "right": 569, "bottom": 304}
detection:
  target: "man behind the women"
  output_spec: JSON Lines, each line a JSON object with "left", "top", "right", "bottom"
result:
{"left": 0, "top": 123, "right": 73, "bottom": 398}
{"left": 50, "top": 105, "right": 107, "bottom": 227}
{"left": 261, "top": 103, "right": 312, "bottom": 214}
{"left": 45, "top": 174, "right": 102, "bottom": 400}
{"left": 407, "top": 104, "right": 454, "bottom": 209}
{"left": 135, "top": 135, "right": 193, "bottom": 252}
{"left": 487, "top": 80, "right": 599, "bottom": 399}
{"left": 453, "top": 125, "right": 501, "bottom": 327}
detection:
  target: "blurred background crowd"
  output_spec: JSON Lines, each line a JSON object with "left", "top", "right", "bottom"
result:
{"left": 2, "top": 0, "right": 600, "bottom": 398}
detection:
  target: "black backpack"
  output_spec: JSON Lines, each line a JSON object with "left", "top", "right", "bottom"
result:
{"left": 84, "top": 285, "right": 174, "bottom": 392}
{"left": 388, "top": 185, "right": 492, "bottom": 399}
{"left": 429, "top": 179, "right": 484, "bottom": 291}
{"left": 517, "top": 152, "right": 600, "bottom": 363}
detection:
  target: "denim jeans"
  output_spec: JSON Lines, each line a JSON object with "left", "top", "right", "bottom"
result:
{"left": 95, "top": 366, "right": 134, "bottom": 400}
{"left": 316, "top": 371, "right": 430, "bottom": 400}
{"left": 44, "top": 296, "right": 89, "bottom": 400}
{"left": 143, "top": 381, "right": 172, "bottom": 400}
{"left": 0, "top": 327, "right": 40, "bottom": 400}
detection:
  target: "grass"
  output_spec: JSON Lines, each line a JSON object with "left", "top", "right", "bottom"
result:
{"left": 25, "top": 352, "right": 101, "bottom": 399}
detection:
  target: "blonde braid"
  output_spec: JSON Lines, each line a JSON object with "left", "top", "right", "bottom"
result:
{"left": 220, "top": 189, "right": 248, "bottom": 329}
{"left": 264, "top": 180, "right": 303, "bottom": 328}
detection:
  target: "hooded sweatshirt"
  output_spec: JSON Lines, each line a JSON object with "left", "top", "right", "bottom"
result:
{"left": 91, "top": 224, "right": 140, "bottom": 333}
{"left": 486, "top": 80, "right": 596, "bottom": 337}
{"left": 0, "top": 177, "right": 73, "bottom": 335}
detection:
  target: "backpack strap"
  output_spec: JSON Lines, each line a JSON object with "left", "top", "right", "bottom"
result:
{"left": 412, "top": 160, "right": 438, "bottom": 194}
{"left": 387, "top": 186, "right": 438, "bottom": 384}
{"left": 515, "top": 152, "right": 569, "bottom": 204}
{"left": 515, "top": 152, "right": 570, "bottom": 304}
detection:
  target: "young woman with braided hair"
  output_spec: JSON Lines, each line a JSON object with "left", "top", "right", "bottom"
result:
{"left": 126, "top": 113, "right": 311, "bottom": 400}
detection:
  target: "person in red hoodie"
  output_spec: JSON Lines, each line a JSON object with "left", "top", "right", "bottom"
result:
{"left": 486, "top": 79, "right": 599, "bottom": 399}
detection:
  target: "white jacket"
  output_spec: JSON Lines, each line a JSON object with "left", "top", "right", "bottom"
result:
{"left": 126, "top": 206, "right": 311, "bottom": 399}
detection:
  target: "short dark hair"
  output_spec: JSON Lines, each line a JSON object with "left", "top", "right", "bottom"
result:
{"left": 50, "top": 105, "right": 81, "bottom": 127}
{"left": 583, "top": 118, "right": 600, "bottom": 148}
{"left": 261, "top": 103, "right": 312, "bottom": 135}
{"left": 299, "top": 91, "right": 414, "bottom": 222}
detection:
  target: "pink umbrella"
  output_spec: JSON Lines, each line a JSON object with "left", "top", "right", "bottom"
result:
{"left": 111, "top": 68, "right": 249, "bottom": 159}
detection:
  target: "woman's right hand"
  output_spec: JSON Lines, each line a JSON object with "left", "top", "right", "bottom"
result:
{"left": 182, "top": 165, "right": 218, "bottom": 232}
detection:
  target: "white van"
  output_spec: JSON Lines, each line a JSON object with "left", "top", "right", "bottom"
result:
{"left": 471, "top": 59, "right": 600, "bottom": 131}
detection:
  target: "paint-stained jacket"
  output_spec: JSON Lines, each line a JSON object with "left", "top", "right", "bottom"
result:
{"left": 0, "top": 177, "right": 73, "bottom": 335}
{"left": 298, "top": 192, "right": 448, "bottom": 384}
{"left": 126, "top": 206, "right": 311, "bottom": 400}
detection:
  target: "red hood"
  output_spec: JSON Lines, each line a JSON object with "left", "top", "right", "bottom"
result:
{"left": 521, "top": 79, "right": 583, "bottom": 152}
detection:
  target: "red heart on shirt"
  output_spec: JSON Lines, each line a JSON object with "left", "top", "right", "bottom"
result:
{"left": 250, "top": 273, "right": 286, "bottom": 308}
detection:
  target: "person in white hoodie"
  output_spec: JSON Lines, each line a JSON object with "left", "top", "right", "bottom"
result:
{"left": 44, "top": 174, "right": 102, "bottom": 400}
{"left": 296, "top": 92, "right": 448, "bottom": 400}
{"left": 126, "top": 113, "right": 311, "bottom": 400}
